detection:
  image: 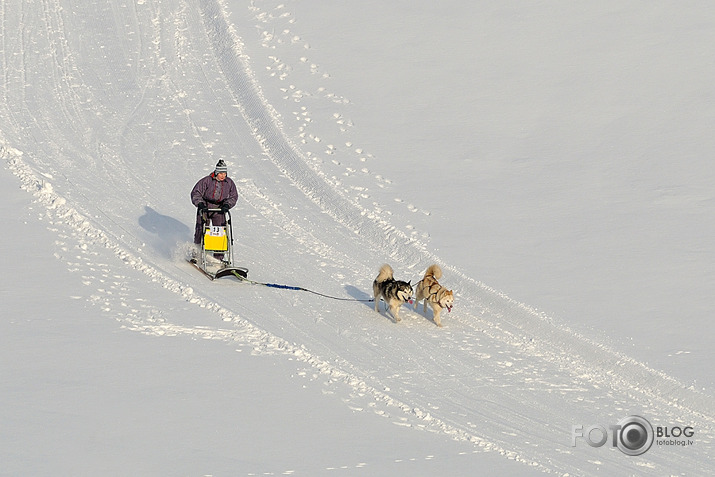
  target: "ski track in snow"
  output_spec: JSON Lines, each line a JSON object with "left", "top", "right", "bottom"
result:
{"left": 1, "top": 1, "right": 713, "bottom": 475}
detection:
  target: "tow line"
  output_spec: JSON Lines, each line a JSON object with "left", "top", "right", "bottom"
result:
{"left": 226, "top": 270, "right": 374, "bottom": 302}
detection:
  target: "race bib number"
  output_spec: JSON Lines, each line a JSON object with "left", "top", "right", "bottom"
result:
{"left": 209, "top": 226, "right": 225, "bottom": 237}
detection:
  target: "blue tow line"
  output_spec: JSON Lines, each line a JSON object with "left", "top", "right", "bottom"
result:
{"left": 234, "top": 273, "right": 374, "bottom": 302}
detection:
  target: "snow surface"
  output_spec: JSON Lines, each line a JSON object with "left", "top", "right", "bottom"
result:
{"left": 1, "top": 0, "right": 713, "bottom": 475}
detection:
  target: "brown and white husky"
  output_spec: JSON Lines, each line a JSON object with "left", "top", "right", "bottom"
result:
{"left": 414, "top": 264, "right": 454, "bottom": 327}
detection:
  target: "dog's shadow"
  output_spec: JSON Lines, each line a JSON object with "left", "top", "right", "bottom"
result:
{"left": 344, "top": 284, "right": 397, "bottom": 322}
{"left": 411, "top": 299, "right": 441, "bottom": 326}
{"left": 345, "top": 285, "right": 435, "bottom": 325}
{"left": 345, "top": 285, "right": 374, "bottom": 310}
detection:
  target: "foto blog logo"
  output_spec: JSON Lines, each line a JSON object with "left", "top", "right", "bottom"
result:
{"left": 572, "top": 415, "right": 655, "bottom": 456}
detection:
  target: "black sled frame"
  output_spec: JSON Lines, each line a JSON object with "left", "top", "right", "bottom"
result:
{"left": 190, "top": 208, "right": 248, "bottom": 280}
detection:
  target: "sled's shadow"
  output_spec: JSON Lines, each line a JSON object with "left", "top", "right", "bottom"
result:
{"left": 138, "top": 206, "right": 191, "bottom": 257}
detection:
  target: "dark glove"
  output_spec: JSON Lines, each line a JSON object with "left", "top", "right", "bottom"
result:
{"left": 220, "top": 203, "right": 230, "bottom": 214}
{"left": 197, "top": 202, "right": 208, "bottom": 212}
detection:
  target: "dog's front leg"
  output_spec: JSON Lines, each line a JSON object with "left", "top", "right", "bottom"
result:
{"left": 433, "top": 307, "right": 443, "bottom": 327}
{"left": 390, "top": 304, "right": 402, "bottom": 323}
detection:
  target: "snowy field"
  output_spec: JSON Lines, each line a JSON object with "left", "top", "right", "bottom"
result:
{"left": 1, "top": 1, "right": 713, "bottom": 475}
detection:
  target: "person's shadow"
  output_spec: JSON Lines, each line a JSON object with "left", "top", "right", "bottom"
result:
{"left": 138, "top": 206, "right": 191, "bottom": 257}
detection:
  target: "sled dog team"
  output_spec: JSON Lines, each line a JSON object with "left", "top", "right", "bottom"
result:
{"left": 373, "top": 263, "right": 454, "bottom": 327}
{"left": 191, "top": 161, "right": 454, "bottom": 326}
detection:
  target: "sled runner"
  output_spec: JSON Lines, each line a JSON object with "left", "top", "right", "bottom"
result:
{"left": 188, "top": 208, "right": 248, "bottom": 280}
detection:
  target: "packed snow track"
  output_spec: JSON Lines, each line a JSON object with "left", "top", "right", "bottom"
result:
{"left": 1, "top": 1, "right": 712, "bottom": 475}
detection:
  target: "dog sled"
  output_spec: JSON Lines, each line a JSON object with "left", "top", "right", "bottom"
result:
{"left": 188, "top": 208, "right": 248, "bottom": 280}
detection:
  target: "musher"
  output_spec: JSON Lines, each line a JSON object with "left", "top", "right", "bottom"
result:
{"left": 190, "top": 159, "right": 238, "bottom": 252}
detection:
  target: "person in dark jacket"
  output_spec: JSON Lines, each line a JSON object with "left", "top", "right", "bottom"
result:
{"left": 190, "top": 159, "right": 238, "bottom": 245}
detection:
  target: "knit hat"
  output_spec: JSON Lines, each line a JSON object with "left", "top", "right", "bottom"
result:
{"left": 214, "top": 159, "right": 228, "bottom": 175}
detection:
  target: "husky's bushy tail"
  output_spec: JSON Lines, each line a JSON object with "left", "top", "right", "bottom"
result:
{"left": 423, "top": 264, "right": 442, "bottom": 280}
{"left": 376, "top": 264, "right": 394, "bottom": 283}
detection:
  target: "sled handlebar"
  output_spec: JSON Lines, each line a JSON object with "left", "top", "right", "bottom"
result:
{"left": 200, "top": 208, "right": 232, "bottom": 225}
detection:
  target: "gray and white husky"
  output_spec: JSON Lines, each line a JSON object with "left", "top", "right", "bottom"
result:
{"left": 373, "top": 264, "right": 413, "bottom": 323}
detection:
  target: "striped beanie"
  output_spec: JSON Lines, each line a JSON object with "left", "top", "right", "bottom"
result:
{"left": 214, "top": 159, "right": 228, "bottom": 175}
